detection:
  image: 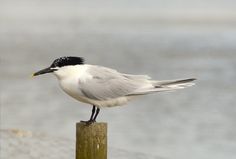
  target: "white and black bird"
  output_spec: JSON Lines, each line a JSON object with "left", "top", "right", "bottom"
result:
{"left": 33, "top": 56, "right": 196, "bottom": 124}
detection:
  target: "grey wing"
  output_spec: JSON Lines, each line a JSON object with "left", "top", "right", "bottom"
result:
{"left": 79, "top": 66, "right": 148, "bottom": 100}
{"left": 122, "top": 74, "right": 151, "bottom": 80}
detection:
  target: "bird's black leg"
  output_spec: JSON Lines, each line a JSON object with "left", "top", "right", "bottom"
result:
{"left": 93, "top": 107, "right": 100, "bottom": 122}
{"left": 81, "top": 105, "right": 96, "bottom": 124}
{"left": 89, "top": 105, "right": 96, "bottom": 121}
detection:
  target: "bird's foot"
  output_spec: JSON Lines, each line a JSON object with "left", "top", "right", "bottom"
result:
{"left": 80, "top": 119, "right": 96, "bottom": 125}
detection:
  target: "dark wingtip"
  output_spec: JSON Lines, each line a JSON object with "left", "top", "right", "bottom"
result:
{"left": 162, "top": 78, "right": 197, "bottom": 86}
{"left": 180, "top": 78, "right": 197, "bottom": 83}
{"left": 188, "top": 78, "right": 196, "bottom": 81}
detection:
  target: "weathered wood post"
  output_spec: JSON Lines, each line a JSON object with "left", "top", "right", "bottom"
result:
{"left": 76, "top": 122, "right": 107, "bottom": 159}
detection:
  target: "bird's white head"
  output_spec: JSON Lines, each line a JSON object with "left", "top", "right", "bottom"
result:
{"left": 32, "top": 56, "right": 84, "bottom": 79}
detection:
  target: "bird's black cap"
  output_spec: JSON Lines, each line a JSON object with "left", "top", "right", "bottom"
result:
{"left": 33, "top": 56, "right": 84, "bottom": 77}
{"left": 50, "top": 56, "right": 84, "bottom": 68}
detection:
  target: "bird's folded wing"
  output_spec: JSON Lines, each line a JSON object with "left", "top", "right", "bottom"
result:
{"left": 79, "top": 77, "right": 143, "bottom": 100}
{"left": 78, "top": 65, "right": 150, "bottom": 100}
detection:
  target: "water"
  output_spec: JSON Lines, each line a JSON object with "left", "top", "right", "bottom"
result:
{"left": 1, "top": 1, "right": 236, "bottom": 159}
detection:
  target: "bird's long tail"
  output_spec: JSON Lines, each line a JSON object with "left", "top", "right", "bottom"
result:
{"left": 128, "top": 78, "right": 196, "bottom": 96}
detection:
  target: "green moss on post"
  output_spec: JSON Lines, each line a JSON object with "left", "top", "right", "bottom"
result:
{"left": 76, "top": 122, "right": 107, "bottom": 159}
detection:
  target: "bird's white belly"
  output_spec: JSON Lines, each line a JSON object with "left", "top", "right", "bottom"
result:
{"left": 59, "top": 78, "right": 132, "bottom": 108}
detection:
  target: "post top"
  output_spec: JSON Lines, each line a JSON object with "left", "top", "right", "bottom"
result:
{"left": 76, "top": 122, "right": 107, "bottom": 126}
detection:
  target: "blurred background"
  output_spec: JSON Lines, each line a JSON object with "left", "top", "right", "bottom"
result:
{"left": 1, "top": 0, "right": 236, "bottom": 159}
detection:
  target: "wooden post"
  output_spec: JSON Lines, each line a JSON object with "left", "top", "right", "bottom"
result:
{"left": 76, "top": 122, "right": 107, "bottom": 159}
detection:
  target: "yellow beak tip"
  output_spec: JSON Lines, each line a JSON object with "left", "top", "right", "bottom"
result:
{"left": 31, "top": 73, "right": 35, "bottom": 78}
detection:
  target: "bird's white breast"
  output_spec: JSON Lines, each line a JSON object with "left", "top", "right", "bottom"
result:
{"left": 54, "top": 65, "right": 90, "bottom": 101}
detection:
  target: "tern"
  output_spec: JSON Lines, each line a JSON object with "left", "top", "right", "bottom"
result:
{"left": 33, "top": 56, "right": 196, "bottom": 124}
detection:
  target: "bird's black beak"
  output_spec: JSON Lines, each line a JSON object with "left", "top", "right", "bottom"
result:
{"left": 32, "top": 67, "right": 56, "bottom": 77}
